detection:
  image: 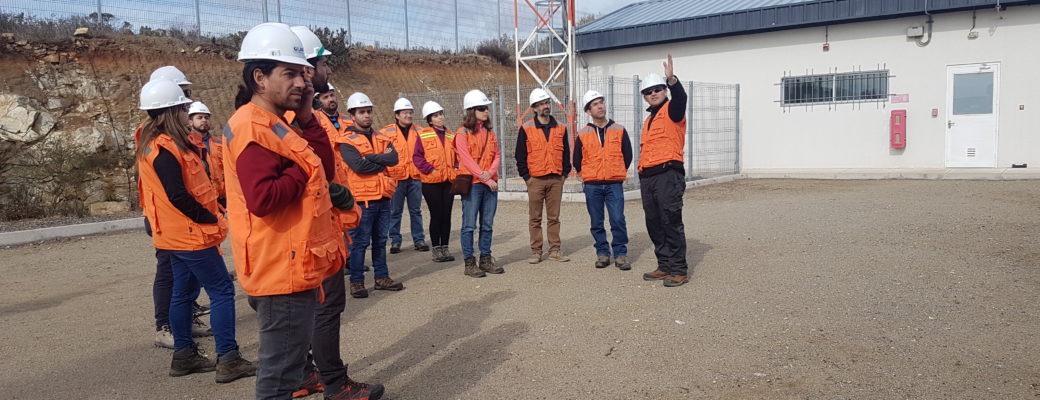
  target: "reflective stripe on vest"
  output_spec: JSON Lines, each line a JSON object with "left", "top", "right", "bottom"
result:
{"left": 522, "top": 120, "right": 566, "bottom": 177}
{"left": 138, "top": 134, "right": 227, "bottom": 251}
{"left": 577, "top": 123, "right": 627, "bottom": 182}
{"left": 416, "top": 127, "right": 457, "bottom": 184}
{"left": 639, "top": 100, "right": 686, "bottom": 172}
{"left": 224, "top": 102, "right": 346, "bottom": 297}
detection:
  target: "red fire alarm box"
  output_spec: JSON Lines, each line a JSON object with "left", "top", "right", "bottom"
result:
{"left": 890, "top": 110, "right": 906, "bottom": 149}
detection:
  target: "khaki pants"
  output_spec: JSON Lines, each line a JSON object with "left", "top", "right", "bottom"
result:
{"left": 526, "top": 175, "right": 564, "bottom": 254}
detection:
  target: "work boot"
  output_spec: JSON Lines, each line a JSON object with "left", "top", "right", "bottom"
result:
{"left": 479, "top": 255, "right": 504, "bottom": 274}
{"left": 594, "top": 255, "right": 611, "bottom": 269}
{"left": 547, "top": 251, "right": 570, "bottom": 262}
{"left": 615, "top": 256, "right": 632, "bottom": 271}
{"left": 441, "top": 246, "right": 456, "bottom": 262}
{"left": 389, "top": 243, "right": 402, "bottom": 254}
{"left": 192, "top": 301, "right": 211, "bottom": 317}
{"left": 374, "top": 277, "right": 405, "bottom": 291}
{"left": 642, "top": 269, "right": 669, "bottom": 281}
{"left": 414, "top": 241, "right": 430, "bottom": 252}
{"left": 432, "top": 246, "right": 446, "bottom": 262}
{"left": 292, "top": 368, "right": 325, "bottom": 398}
{"left": 191, "top": 316, "right": 212, "bottom": 337}
{"left": 215, "top": 349, "right": 257, "bottom": 384}
{"left": 663, "top": 275, "right": 689, "bottom": 287}
{"left": 528, "top": 253, "right": 542, "bottom": 264}
{"left": 464, "top": 257, "right": 486, "bottom": 278}
{"left": 154, "top": 325, "right": 174, "bottom": 349}
{"left": 169, "top": 345, "right": 215, "bottom": 377}
{"left": 325, "top": 376, "right": 385, "bottom": 400}
{"left": 350, "top": 282, "right": 369, "bottom": 298}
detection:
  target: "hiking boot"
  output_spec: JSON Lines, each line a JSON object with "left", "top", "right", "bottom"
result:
{"left": 464, "top": 257, "right": 486, "bottom": 278}
{"left": 663, "top": 275, "right": 689, "bottom": 287}
{"left": 293, "top": 368, "right": 325, "bottom": 398}
{"left": 326, "top": 376, "right": 385, "bottom": 400}
{"left": 594, "top": 255, "right": 611, "bottom": 269}
{"left": 154, "top": 325, "right": 174, "bottom": 349}
{"left": 191, "top": 316, "right": 213, "bottom": 337}
{"left": 215, "top": 349, "right": 257, "bottom": 383}
{"left": 169, "top": 345, "right": 215, "bottom": 377}
{"left": 389, "top": 243, "right": 402, "bottom": 254}
{"left": 615, "top": 256, "right": 631, "bottom": 271}
{"left": 414, "top": 241, "right": 430, "bottom": 252}
{"left": 642, "top": 269, "right": 669, "bottom": 281}
{"left": 432, "top": 246, "right": 447, "bottom": 262}
{"left": 528, "top": 253, "right": 542, "bottom": 264}
{"left": 441, "top": 246, "right": 456, "bottom": 262}
{"left": 547, "top": 251, "right": 570, "bottom": 262}
{"left": 479, "top": 255, "right": 504, "bottom": 274}
{"left": 192, "top": 301, "right": 211, "bottom": 317}
{"left": 374, "top": 277, "right": 405, "bottom": 291}
{"left": 350, "top": 282, "right": 369, "bottom": 298}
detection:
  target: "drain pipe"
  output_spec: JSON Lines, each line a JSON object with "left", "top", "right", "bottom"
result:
{"left": 916, "top": 0, "right": 934, "bottom": 47}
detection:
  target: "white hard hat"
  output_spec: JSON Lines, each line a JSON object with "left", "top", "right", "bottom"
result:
{"left": 393, "top": 98, "right": 414, "bottom": 112}
{"left": 346, "top": 92, "right": 374, "bottom": 110}
{"left": 237, "top": 22, "right": 311, "bottom": 68}
{"left": 529, "top": 88, "right": 552, "bottom": 106}
{"left": 139, "top": 79, "right": 192, "bottom": 110}
{"left": 149, "top": 66, "right": 191, "bottom": 85}
{"left": 290, "top": 26, "right": 332, "bottom": 60}
{"left": 422, "top": 101, "right": 444, "bottom": 119}
{"left": 463, "top": 89, "right": 492, "bottom": 110}
{"left": 582, "top": 90, "right": 605, "bottom": 110}
{"left": 188, "top": 101, "right": 211, "bottom": 115}
{"left": 641, "top": 73, "right": 668, "bottom": 92}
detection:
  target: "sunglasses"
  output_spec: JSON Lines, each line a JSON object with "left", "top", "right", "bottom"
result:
{"left": 641, "top": 86, "right": 666, "bottom": 96}
{"left": 472, "top": 106, "right": 489, "bottom": 112}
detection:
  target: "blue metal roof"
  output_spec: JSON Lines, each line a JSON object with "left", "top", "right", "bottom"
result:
{"left": 577, "top": 0, "right": 1040, "bottom": 52}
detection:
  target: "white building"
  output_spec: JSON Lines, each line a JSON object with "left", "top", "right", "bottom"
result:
{"left": 576, "top": 0, "right": 1040, "bottom": 174}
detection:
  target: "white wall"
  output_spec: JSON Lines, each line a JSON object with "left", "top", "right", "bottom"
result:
{"left": 580, "top": 5, "right": 1040, "bottom": 170}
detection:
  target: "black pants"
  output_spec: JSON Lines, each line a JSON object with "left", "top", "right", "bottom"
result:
{"left": 249, "top": 289, "right": 316, "bottom": 400}
{"left": 422, "top": 181, "right": 454, "bottom": 246}
{"left": 301, "top": 266, "right": 347, "bottom": 389}
{"left": 153, "top": 248, "right": 173, "bottom": 330}
{"left": 640, "top": 168, "right": 688, "bottom": 276}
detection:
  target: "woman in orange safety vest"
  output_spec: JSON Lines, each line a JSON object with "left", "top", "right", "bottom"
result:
{"left": 412, "top": 101, "right": 458, "bottom": 263}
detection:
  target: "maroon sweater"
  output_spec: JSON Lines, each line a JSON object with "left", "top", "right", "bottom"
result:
{"left": 236, "top": 114, "right": 335, "bottom": 217}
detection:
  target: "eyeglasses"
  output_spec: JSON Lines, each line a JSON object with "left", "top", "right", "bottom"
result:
{"left": 472, "top": 106, "right": 489, "bottom": 112}
{"left": 641, "top": 86, "right": 666, "bottom": 96}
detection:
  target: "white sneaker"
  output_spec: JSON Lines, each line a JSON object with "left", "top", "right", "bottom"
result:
{"left": 191, "top": 317, "right": 213, "bottom": 337}
{"left": 154, "top": 325, "right": 174, "bottom": 349}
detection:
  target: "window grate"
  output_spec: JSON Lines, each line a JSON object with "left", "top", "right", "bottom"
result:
{"left": 780, "top": 70, "right": 890, "bottom": 106}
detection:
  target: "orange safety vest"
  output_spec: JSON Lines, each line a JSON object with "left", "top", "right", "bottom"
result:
{"left": 521, "top": 120, "right": 566, "bottom": 177}
{"left": 335, "top": 129, "right": 398, "bottom": 202}
{"left": 223, "top": 102, "right": 347, "bottom": 296}
{"left": 577, "top": 123, "right": 628, "bottom": 182}
{"left": 282, "top": 110, "right": 361, "bottom": 233}
{"left": 456, "top": 125, "right": 498, "bottom": 180}
{"left": 315, "top": 111, "right": 354, "bottom": 134}
{"left": 416, "top": 126, "right": 457, "bottom": 184}
{"left": 188, "top": 131, "right": 226, "bottom": 199}
{"left": 381, "top": 124, "right": 422, "bottom": 181}
{"left": 639, "top": 100, "right": 686, "bottom": 172}
{"left": 138, "top": 134, "right": 226, "bottom": 251}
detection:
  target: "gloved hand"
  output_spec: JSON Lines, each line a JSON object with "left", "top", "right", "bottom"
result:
{"left": 328, "top": 182, "right": 355, "bottom": 211}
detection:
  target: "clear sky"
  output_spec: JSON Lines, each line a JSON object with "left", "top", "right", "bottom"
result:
{"left": 577, "top": 0, "right": 639, "bottom": 17}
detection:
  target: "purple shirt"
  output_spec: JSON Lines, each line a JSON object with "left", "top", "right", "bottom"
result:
{"left": 412, "top": 126, "right": 448, "bottom": 174}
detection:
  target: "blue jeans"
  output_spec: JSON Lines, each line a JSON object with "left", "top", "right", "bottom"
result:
{"left": 348, "top": 199, "right": 392, "bottom": 283}
{"left": 460, "top": 183, "right": 498, "bottom": 259}
{"left": 583, "top": 183, "right": 628, "bottom": 258}
{"left": 169, "top": 246, "right": 238, "bottom": 355}
{"left": 389, "top": 178, "right": 425, "bottom": 245}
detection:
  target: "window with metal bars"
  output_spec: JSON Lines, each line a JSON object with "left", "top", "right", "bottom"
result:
{"left": 781, "top": 70, "right": 889, "bottom": 106}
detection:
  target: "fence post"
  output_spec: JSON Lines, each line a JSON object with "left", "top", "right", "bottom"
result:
{"left": 632, "top": 75, "right": 641, "bottom": 169}
{"left": 194, "top": 0, "right": 201, "bottom": 36}
{"left": 261, "top": 0, "right": 268, "bottom": 22}
{"left": 687, "top": 80, "right": 694, "bottom": 176}
{"left": 734, "top": 84, "right": 741, "bottom": 174}
{"left": 607, "top": 75, "right": 615, "bottom": 123}
{"left": 498, "top": 85, "right": 507, "bottom": 191}
{"left": 276, "top": 0, "right": 282, "bottom": 22}
{"left": 96, "top": 0, "right": 102, "bottom": 22}
{"left": 346, "top": 0, "right": 352, "bottom": 43}
{"left": 404, "top": 0, "right": 410, "bottom": 49}
{"left": 454, "top": 0, "right": 460, "bottom": 52}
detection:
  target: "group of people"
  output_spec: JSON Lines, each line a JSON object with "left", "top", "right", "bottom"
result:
{"left": 135, "top": 21, "right": 691, "bottom": 400}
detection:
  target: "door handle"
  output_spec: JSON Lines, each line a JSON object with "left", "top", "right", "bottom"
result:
{"left": 948, "top": 120, "right": 955, "bottom": 128}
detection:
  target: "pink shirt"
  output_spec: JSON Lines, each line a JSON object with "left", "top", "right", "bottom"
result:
{"left": 455, "top": 125, "right": 500, "bottom": 184}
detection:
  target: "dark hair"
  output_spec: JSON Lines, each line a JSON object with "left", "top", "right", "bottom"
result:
{"left": 462, "top": 108, "right": 492, "bottom": 132}
{"left": 137, "top": 106, "right": 193, "bottom": 159}
{"left": 307, "top": 56, "right": 319, "bottom": 67}
{"left": 234, "top": 61, "right": 278, "bottom": 109}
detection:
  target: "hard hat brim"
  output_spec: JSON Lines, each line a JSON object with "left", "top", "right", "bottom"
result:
{"left": 238, "top": 54, "right": 313, "bottom": 69}
{"left": 139, "top": 98, "right": 193, "bottom": 111}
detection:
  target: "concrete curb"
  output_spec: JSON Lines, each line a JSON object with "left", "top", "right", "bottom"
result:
{"left": 742, "top": 168, "right": 1040, "bottom": 180}
{"left": 0, "top": 217, "right": 143, "bottom": 247}
{"left": 497, "top": 174, "right": 743, "bottom": 202}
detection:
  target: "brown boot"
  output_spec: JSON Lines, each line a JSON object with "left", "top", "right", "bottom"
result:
{"left": 349, "top": 282, "right": 368, "bottom": 298}
{"left": 215, "top": 349, "right": 256, "bottom": 384}
{"left": 479, "top": 255, "right": 504, "bottom": 274}
{"left": 594, "top": 255, "right": 611, "bottom": 268}
{"left": 663, "top": 275, "right": 689, "bottom": 287}
{"left": 615, "top": 256, "right": 631, "bottom": 271}
{"left": 642, "top": 269, "right": 669, "bottom": 281}
{"left": 547, "top": 251, "right": 570, "bottom": 262}
{"left": 374, "top": 277, "right": 405, "bottom": 291}
{"left": 528, "top": 253, "right": 542, "bottom": 264}
{"left": 464, "top": 257, "right": 486, "bottom": 278}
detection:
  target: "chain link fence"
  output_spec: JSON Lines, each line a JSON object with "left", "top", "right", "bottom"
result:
{"left": 400, "top": 77, "right": 740, "bottom": 193}
{"left": 2, "top": 0, "right": 550, "bottom": 52}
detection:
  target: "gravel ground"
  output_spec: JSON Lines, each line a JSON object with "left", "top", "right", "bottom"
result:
{"left": 0, "top": 179, "right": 1037, "bottom": 399}
{"left": 0, "top": 211, "right": 140, "bottom": 233}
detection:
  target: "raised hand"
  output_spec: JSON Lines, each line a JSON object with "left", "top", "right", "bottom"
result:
{"left": 663, "top": 53, "right": 676, "bottom": 84}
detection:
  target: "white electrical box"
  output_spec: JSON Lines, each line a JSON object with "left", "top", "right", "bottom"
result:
{"left": 907, "top": 26, "right": 925, "bottom": 38}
